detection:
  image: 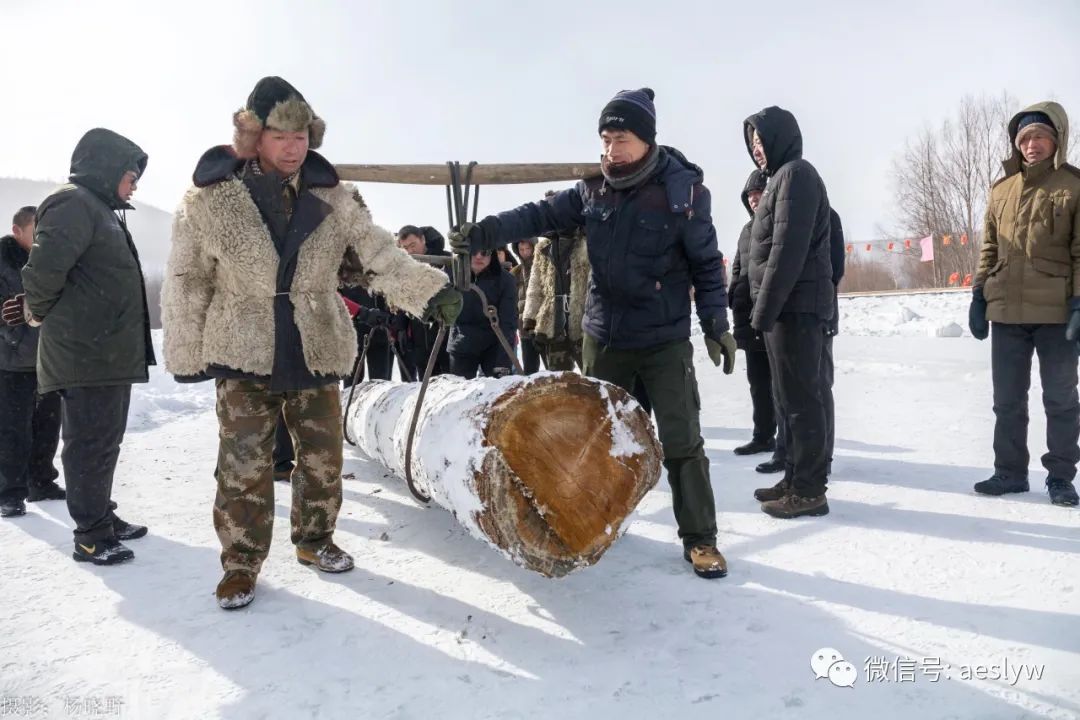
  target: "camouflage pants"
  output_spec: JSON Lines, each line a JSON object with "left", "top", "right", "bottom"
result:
{"left": 214, "top": 379, "right": 344, "bottom": 574}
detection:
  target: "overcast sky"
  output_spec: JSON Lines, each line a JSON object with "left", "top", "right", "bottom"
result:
{"left": 3, "top": 0, "right": 1079, "bottom": 258}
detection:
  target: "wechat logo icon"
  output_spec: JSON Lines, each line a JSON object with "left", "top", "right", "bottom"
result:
{"left": 811, "top": 647, "right": 857, "bottom": 688}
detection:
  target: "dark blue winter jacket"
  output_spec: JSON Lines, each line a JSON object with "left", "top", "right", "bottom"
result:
{"left": 472, "top": 146, "right": 727, "bottom": 350}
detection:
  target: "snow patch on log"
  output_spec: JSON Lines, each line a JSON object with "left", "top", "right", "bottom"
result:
{"left": 345, "top": 372, "right": 661, "bottom": 576}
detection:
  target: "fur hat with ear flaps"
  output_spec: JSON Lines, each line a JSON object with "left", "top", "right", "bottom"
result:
{"left": 232, "top": 76, "right": 326, "bottom": 158}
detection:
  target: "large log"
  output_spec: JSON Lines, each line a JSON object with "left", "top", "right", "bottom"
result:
{"left": 344, "top": 373, "right": 660, "bottom": 577}
{"left": 334, "top": 162, "right": 602, "bottom": 186}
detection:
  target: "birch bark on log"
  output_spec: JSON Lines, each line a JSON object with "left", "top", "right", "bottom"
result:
{"left": 344, "top": 372, "right": 661, "bottom": 577}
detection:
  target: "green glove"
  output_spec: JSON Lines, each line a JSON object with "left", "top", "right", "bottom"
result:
{"left": 705, "top": 331, "right": 737, "bottom": 374}
{"left": 424, "top": 286, "right": 464, "bottom": 325}
{"left": 448, "top": 222, "right": 480, "bottom": 254}
{"left": 702, "top": 316, "right": 737, "bottom": 374}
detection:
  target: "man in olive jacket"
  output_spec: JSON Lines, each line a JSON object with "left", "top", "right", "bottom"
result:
{"left": 9, "top": 128, "right": 155, "bottom": 564}
{"left": 969, "top": 101, "right": 1080, "bottom": 507}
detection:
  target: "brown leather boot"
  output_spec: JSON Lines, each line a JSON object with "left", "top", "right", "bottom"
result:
{"left": 683, "top": 545, "right": 728, "bottom": 579}
{"left": 216, "top": 570, "right": 256, "bottom": 610}
{"left": 754, "top": 477, "right": 790, "bottom": 502}
{"left": 297, "top": 542, "right": 355, "bottom": 573}
{"left": 761, "top": 493, "right": 829, "bottom": 519}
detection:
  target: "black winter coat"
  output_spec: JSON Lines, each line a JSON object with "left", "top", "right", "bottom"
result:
{"left": 472, "top": 146, "right": 727, "bottom": 350}
{"left": 395, "top": 226, "right": 450, "bottom": 376}
{"left": 21, "top": 129, "right": 155, "bottom": 393}
{"left": 744, "top": 108, "right": 834, "bottom": 332}
{"left": 827, "top": 208, "right": 846, "bottom": 334}
{"left": 730, "top": 170, "right": 768, "bottom": 351}
{"left": 0, "top": 237, "right": 39, "bottom": 372}
{"left": 447, "top": 258, "right": 517, "bottom": 359}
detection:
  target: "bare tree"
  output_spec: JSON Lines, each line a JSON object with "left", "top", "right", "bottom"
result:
{"left": 891, "top": 93, "right": 1016, "bottom": 288}
{"left": 838, "top": 253, "right": 899, "bottom": 294}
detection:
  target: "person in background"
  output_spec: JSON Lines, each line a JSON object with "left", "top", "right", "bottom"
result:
{"left": 0, "top": 206, "right": 65, "bottom": 519}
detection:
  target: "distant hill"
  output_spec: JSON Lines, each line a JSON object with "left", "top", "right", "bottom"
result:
{"left": 0, "top": 177, "right": 173, "bottom": 275}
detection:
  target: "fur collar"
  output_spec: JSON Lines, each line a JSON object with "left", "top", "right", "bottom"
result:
{"left": 193, "top": 146, "right": 339, "bottom": 189}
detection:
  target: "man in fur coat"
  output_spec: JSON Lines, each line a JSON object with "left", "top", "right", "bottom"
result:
{"left": 162, "top": 76, "right": 462, "bottom": 609}
{"left": 523, "top": 225, "right": 590, "bottom": 371}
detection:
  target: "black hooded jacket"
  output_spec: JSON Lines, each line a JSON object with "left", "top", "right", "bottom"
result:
{"left": 21, "top": 128, "right": 156, "bottom": 392}
{"left": 744, "top": 107, "right": 834, "bottom": 331}
{"left": 730, "top": 169, "right": 768, "bottom": 350}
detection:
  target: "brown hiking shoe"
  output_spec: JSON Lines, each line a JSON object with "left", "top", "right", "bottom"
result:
{"left": 754, "top": 478, "right": 790, "bottom": 502}
{"left": 683, "top": 545, "right": 728, "bottom": 579}
{"left": 216, "top": 570, "right": 256, "bottom": 610}
{"left": 761, "top": 493, "right": 829, "bottom": 519}
{"left": 297, "top": 542, "right": 354, "bottom": 573}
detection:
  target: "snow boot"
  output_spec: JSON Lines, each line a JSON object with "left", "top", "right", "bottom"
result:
{"left": 754, "top": 477, "right": 790, "bottom": 503}
{"left": 734, "top": 437, "right": 776, "bottom": 456}
{"left": 973, "top": 475, "right": 1029, "bottom": 496}
{"left": 1, "top": 499, "right": 26, "bottom": 518}
{"left": 216, "top": 570, "right": 256, "bottom": 610}
{"left": 683, "top": 545, "right": 728, "bottom": 579}
{"left": 1046, "top": 478, "right": 1079, "bottom": 507}
{"left": 27, "top": 481, "right": 66, "bottom": 502}
{"left": 755, "top": 456, "right": 785, "bottom": 474}
{"left": 113, "top": 516, "right": 148, "bottom": 541}
{"left": 761, "top": 493, "right": 829, "bottom": 519}
{"left": 73, "top": 538, "right": 134, "bottom": 565}
{"left": 297, "top": 542, "right": 354, "bottom": 573}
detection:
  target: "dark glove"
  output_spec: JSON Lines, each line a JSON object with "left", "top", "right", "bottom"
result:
{"left": 174, "top": 372, "right": 212, "bottom": 384}
{"left": 448, "top": 222, "right": 487, "bottom": 254}
{"left": 356, "top": 308, "right": 391, "bottom": 327}
{"left": 1, "top": 294, "right": 26, "bottom": 326}
{"left": 969, "top": 287, "right": 989, "bottom": 341}
{"left": 702, "top": 316, "right": 737, "bottom": 375}
{"left": 423, "top": 286, "right": 464, "bottom": 325}
{"left": 826, "top": 313, "right": 839, "bottom": 337}
{"left": 1066, "top": 297, "right": 1080, "bottom": 348}
{"left": 522, "top": 317, "right": 537, "bottom": 338}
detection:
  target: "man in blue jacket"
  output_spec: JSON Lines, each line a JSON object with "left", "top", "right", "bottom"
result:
{"left": 452, "top": 88, "right": 736, "bottom": 579}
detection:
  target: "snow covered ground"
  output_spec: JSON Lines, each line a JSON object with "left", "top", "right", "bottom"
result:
{"left": 1, "top": 292, "right": 1077, "bottom": 720}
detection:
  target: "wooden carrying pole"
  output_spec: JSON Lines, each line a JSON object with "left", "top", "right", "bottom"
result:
{"left": 334, "top": 162, "right": 601, "bottom": 186}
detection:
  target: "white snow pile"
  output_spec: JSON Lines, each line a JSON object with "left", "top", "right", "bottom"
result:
{"left": 839, "top": 291, "right": 971, "bottom": 338}
{"left": 126, "top": 331, "right": 215, "bottom": 432}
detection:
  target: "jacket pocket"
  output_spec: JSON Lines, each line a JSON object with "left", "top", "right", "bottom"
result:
{"left": 1049, "top": 190, "right": 1073, "bottom": 242}
{"left": 984, "top": 258, "right": 1007, "bottom": 278}
{"left": 1031, "top": 257, "right": 1070, "bottom": 277}
{"left": 982, "top": 258, "right": 1008, "bottom": 303}
{"left": 632, "top": 212, "right": 671, "bottom": 258}
{"left": 1030, "top": 256, "right": 1072, "bottom": 302}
